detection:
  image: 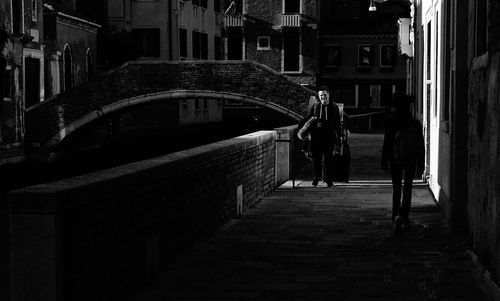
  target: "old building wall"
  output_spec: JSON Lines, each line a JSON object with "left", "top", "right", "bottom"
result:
{"left": 468, "top": 51, "right": 500, "bottom": 283}
{"left": 245, "top": 0, "right": 281, "bottom": 24}
{"left": 303, "top": 0, "right": 317, "bottom": 18}
{"left": 55, "top": 21, "right": 98, "bottom": 87}
{"left": 466, "top": 0, "right": 500, "bottom": 284}
{"left": 244, "top": 26, "right": 282, "bottom": 72}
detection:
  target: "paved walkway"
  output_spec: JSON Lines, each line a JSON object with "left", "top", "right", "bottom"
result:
{"left": 130, "top": 134, "right": 497, "bottom": 301}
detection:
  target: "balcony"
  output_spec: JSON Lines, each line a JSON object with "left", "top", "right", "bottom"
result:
{"left": 282, "top": 14, "right": 301, "bottom": 27}
{"left": 224, "top": 14, "right": 245, "bottom": 27}
{"left": 280, "top": 14, "right": 317, "bottom": 29}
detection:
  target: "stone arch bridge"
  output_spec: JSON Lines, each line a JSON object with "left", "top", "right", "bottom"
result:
{"left": 26, "top": 61, "right": 316, "bottom": 150}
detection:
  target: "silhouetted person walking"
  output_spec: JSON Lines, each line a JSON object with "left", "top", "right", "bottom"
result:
{"left": 381, "top": 96, "right": 425, "bottom": 234}
{"left": 298, "top": 86, "right": 341, "bottom": 187}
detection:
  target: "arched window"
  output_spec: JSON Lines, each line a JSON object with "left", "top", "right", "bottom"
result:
{"left": 64, "top": 44, "right": 73, "bottom": 91}
{"left": 86, "top": 48, "right": 94, "bottom": 80}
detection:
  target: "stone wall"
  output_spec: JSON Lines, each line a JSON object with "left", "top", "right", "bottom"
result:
{"left": 467, "top": 6, "right": 500, "bottom": 283}
{"left": 9, "top": 131, "right": 277, "bottom": 301}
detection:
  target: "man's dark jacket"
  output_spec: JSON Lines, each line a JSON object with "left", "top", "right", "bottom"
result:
{"left": 381, "top": 115, "right": 425, "bottom": 174}
{"left": 301, "top": 101, "right": 342, "bottom": 152}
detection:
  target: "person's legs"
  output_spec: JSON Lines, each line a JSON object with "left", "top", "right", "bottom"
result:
{"left": 323, "top": 146, "right": 335, "bottom": 184}
{"left": 390, "top": 163, "right": 403, "bottom": 221}
{"left": 312, "top": 151, "right": 323, "bottom": 185}
{"left": 401, "top": 164, "right": 416, "bottom": 220}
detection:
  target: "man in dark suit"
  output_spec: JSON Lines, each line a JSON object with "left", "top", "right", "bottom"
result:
{"left": 300, "top": 86, "right": 342, "bottom": 187}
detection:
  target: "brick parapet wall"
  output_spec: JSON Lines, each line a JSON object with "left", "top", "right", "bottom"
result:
{"left": 9, "top": 130, "right": 277, "bottom": 301}
{"left": 26, "top": 61, "right": 316, "bottom": 146}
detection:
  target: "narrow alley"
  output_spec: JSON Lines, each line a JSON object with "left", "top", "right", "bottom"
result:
{"left": 128, "top": 133, "right": 498, "bottom": 301}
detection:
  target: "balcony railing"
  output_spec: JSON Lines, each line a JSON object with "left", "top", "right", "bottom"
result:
{"left": 282, "top": 14, "right": 301, "bottom": 27}
{"left": 224, "top": 14, "right": 245, "bottom": 27}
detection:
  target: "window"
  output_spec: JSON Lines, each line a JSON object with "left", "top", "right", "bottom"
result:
{"left": 132, "top": 28, "right": 160, "bottom": 57}
{"left": 380, "top": 45, "right": 396, "bottom": 68}
{"left": 284, "top": 0, "right": 300, "bottom": 14}
{"left": 227, "top": 29, "right": 243, "bottom": 60}
{"left": 192, "top": 31, "right": 208, "bottom": 59}
{"left": 86, "top": 49, "right": 94, "bottom": 80}
{"left": 214, "top": 36, "right": 223, "bottom": 60}
{"left": 357, "top": 44, "right": 373, "bottom": 68}
{"left": 200, "top": 33, "right": 208, "bottom": 59}
{"left": 25, "top": 57, "right": 41, "bottom": 107}
{"left": 203, "top": 98, "right": 208, "bottom": 112}
{"left": 283, "top": 33, "right": 300, "bottom": 72}
{"left": 475, "top": 0, "right": 487, "bottom": 55}
{"left": 179, "top": 28, "right": 187, "bottom": 58}
{"left": 13, "top": 0, "right": 23, "bottom": 33}
{"left": 434, "top": 12, "right": 439, "bottom": 117}
{"left": 0, "top": 59, "right": 12, "bottom": 101}
{"left": 323, "top": 44, "right": 340, "bottom": 67}
{"left": 64, "top": 45, "right": 73, "bottom": 91}
{"left": 257, "top": 36, "right": 270, "bottom": 50}
{"left": 195, "top": 98, "right": 201, "bottom": 112}
{"left": 192, "top": 32, "right": 199, "bottom": 59}
{"left": 32, "top": 0, "right": 38, "bottom": 22}
{"left": 193, "top": 0, "right": 207, "bottom": 8}
{"left": 426, "top": 21, "right": 431, "bottom": 80}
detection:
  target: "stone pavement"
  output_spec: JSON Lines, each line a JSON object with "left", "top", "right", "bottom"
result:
{"left": 127, "top": 133, "right": 496, "bottom": 300}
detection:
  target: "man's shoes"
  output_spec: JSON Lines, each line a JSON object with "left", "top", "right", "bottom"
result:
{"left": 312, "top": 179, "right": 319, "bottom": 187}
{"left": 393, "top": 215, "right": 403, "bottom": 235}
{"left": 326, "top": 181, "right": 334, "bottom": 187}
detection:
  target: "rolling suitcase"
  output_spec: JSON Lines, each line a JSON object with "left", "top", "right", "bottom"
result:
{"left": 332, "top": 127, "right": 350, "bottom": 182}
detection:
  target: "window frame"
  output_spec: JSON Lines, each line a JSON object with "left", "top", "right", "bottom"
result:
{"left": 3, "top": 65, "right": 13, "bottom": 101}
{"left": 282, "top": 0, "right": 301, "bottom": 14}
{"left": 31, "top": 0, "right": 38, "bottom": 22}
{"left": 282, "top": 33, "right": 302, "bottom": 73}
{"left": 257, "top": 36, "right": 271, "bottom": 51}
{"left": 192, "top": 30, "right": 208, "bottom": 59}
{"left": 357, "top": 44, "right": 373, "bottom": 68}
{"left": 324, "top": 44, "right": 341, "bottom": 68}
{"left": 132, "top": 27, "right": 161, "bottom": 57}
{"left": 179, "top": 27, "right": 188, "bottom": 58}
{"left": 379, "top": 44, "right": 396, "bottom": 68}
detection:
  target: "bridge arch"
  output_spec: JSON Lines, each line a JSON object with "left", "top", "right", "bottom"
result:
{"left": 46, "top": 90, "right": 303, "bottom": 149}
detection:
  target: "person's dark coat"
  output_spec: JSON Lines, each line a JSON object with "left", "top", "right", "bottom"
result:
{"left": 381, "top": 114, "right": 425, "bottom": 175}
{"left": 301, "top": 101, "right": 341, "bottom": 152}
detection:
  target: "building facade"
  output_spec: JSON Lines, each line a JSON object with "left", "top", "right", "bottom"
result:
{"left": 0, "top": 0, "right": 100, "bottom": 166}
{"left": 318, "top": 0, "right": 409, "bottom": 109}
{"left": 104, "top": 0, "right": 225, "bottom": 62}
{"left": 411, "top": 0, "right": 500, "bottom": 288}
{"left": 43, "top": 1, "right": 100, "bottom": 98}
{"left": 0, "top": 0, "right": 44, "bottom": 164}
{"left": 224, "top": 0, "right": 318, "bottom": 87}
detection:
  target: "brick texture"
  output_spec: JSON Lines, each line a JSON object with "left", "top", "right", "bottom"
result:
{"left": 9, "top": 131, "right": 277, "bottom": 301}
{"left": 25, "top": 61, "right": 316, "bottom": 147}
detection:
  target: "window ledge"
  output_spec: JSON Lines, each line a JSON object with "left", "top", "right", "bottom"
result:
{"left": 281, "top": 71, "right": 302, "bottom": 75}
